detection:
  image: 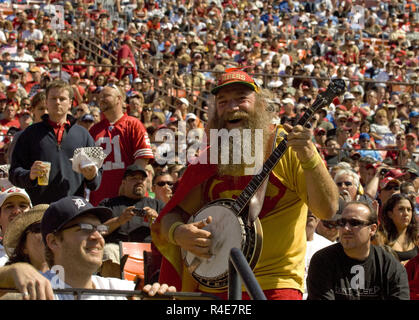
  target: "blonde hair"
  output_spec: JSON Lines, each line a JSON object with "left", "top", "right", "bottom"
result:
{"left": 375, "top": 108, "right": 388, "bottom": 126}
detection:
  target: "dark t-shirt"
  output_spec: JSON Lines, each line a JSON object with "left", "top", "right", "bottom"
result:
{"left": 307, "top": 243, "right": 410, "bottom": 300}
{"left": 395, "top": 246, "right": 419, "bottom": 263}
{"left": 99, "top": 196, "right": 165, "bottom": 243}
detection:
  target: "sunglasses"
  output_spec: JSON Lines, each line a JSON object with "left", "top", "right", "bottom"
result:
{"left": 26, "top": 222, "right": 41, "bottom": 234}
{"left": 156, "top": 181, "right": 174, "bottom": 187}
{"left": 384, "top": 185, "right": 400, "bottom": 191}
{"left": 21, "top": 103, "right": 30, "bottom": 107}
{"left": 321, "top": 220, "right": 337, "bottom": 229}
{"left": 60, "top": 223, "right": 109, "bottom": 236}
{"left": 143, "top": 107, "right": 152, "bottom": 112}
{"left": 336, "top": 181, "right": 353, "bottom": 187}
{"left": 336, "top": 218, "right": 373, "bottom": 228}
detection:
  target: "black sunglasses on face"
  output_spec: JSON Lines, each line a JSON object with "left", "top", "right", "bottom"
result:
{"left": 336, "top": 218, "right": 373, "bottom": 228}
{"left": 337, "top": 181, "right": 353, "bottom": 187}
{"left": 156, "top": 181, "right": 174, "bottom": 187}
{"left": 322, "top": 220, "right": 337, "bottom": 229}
{"left": 143, "top": 107, "right": 152, "bottom": 112}
{"left": 384, "top": 185, "right": 400, "bottom": 191}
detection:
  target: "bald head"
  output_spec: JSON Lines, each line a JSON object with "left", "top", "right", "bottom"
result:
{"left": 97, "top": 86, "right": 126, "bottom": 122}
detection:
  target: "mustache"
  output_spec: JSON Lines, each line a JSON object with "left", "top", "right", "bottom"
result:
{"left": 216, "top": 111, "right": 250, "bottom": 129}
{"left": 223, "top": 111, "right": 250, "bottom": 121}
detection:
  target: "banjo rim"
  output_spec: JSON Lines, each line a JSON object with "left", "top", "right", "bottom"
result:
{"left": 182, "top": 198, "right": 263, "bottom": 289}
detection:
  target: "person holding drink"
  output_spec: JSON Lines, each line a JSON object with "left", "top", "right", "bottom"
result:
{"left": 9, "top": 80, "right": 102, "bottom": 205}
{"left": 32, "top": 161, "right": 51, "bottom": 186}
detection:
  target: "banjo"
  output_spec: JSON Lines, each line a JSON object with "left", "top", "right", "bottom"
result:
{"left": 182, "top": 79, "right": 346, "bottom": 289}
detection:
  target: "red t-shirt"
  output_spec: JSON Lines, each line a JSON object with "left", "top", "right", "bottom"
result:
{"left": 116, "top": 44, "right": 138, "bottom": 79}
{"left": 405, "top": 254, "right": 419, "bottom": 300}
{"left": 0, "top": 117, "right": 20, "bottom": 147}
{"left": 0, "top": 117, "right": 20, "bottom": 135}
{"left": 89, "top": 114, "right": 154, "bottom": 205}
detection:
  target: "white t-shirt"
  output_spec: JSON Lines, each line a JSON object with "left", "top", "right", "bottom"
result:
{"left": 22, "top": 29, "right": 44, "bottom": 42}
{"left": 303, "top": 233, "right": 334, "bottom": 299}
{"left": 10, "top": 53, "right": 35, "bottom": 71}
{"left": 0, "top": 243, "right": 8, "bottom": 267}
{"left": 43, "top": 271, "right": 135, "bottom": 300}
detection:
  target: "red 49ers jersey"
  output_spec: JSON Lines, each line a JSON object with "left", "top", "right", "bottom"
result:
{"left": 89, "top": 114, "right": 153, "bottom": 205}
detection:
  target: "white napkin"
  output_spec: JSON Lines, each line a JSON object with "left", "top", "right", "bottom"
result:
{"left": 71, "top": 147, "right": 107, "bottom": 174}
{"left": 0, "top": 164, "right": 10, "bottom": 174}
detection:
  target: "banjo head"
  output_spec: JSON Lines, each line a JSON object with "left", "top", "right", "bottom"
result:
{"left": 181, "top": 199, "right": 262, "bottom": 289}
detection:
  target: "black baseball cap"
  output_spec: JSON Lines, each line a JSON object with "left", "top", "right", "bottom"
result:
{"left": 123, "top": 164, "right": 148, "bottom": 178}
{"left": 81, "top": 114, "right": 94, "bottom": 122}
{"left": 41, "top": 196, "right": 112, "bottom": 243}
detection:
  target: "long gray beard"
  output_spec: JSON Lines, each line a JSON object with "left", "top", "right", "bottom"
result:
{"left": 210, "top": 111, "right": 273, "bottom": 177}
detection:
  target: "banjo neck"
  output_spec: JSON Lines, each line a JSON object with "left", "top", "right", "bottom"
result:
{"left": 231, "top": 79, "right": 346, "bottom": 216}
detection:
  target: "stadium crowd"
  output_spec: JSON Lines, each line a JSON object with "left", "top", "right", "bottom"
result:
{"left": 0, "top": 0, "right": 418, "bottom": 300}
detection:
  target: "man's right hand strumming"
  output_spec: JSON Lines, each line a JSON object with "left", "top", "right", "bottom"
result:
{"left": 173, "top": 216, "right": 213, "bottom": 259}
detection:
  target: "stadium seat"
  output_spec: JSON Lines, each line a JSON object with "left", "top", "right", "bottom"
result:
{"left": 119, "top": 242, "right": 152, "bottom": 289}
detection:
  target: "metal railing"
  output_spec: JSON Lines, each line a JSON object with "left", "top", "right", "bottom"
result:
{"left": 228, "top": 248, "right": 266, "bottom": 300}
{"left": 0, "top": 287, "right": 220, "bottom": 300}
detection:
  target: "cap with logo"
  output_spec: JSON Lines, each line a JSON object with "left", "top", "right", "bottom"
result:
{"left": 41, "top": 196, "right": 112, "bottom": 243}
{"left": 211, "top": 67, "right": 259, "bottom": 95}
{"left": 0, "top": 187, "right": 32, "bottom": 208}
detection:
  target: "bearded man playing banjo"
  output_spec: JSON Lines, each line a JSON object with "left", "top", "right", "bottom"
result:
{"left": 151, "top": 68, "right": 340, "bottom": 300}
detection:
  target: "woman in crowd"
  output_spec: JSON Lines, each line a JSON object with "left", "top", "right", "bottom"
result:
{"left": 141, "top": 105, "right": 153, "bottom": 128}
{"left": 0, "top": 204, "right": 49, "bottom": 299}
{"left": 3, "top": 204, "right": 50, "bottom": 272}
{"left": 380, "top": 193, "right": 419, "bottom": 264}
{"left": 370, "top": 108, "right": 392, "bottom": 147}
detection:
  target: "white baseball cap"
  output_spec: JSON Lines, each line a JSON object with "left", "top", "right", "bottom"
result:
{"left": 133, "top": 78, "right": 142, "bottom": 83}
{"left": 282, "top": 98, "right": 295, "bottom": 106}
{"left": 0, "top": 187, "right": 32, "bottom": 208}
{"left": 186, "top": 113, "right": 197, "bottom": 122}
{"left": 343, "top": 93, "right": 355, "bottom": 100}
{"left": 179, "top": 97, "right": 189, "bottom": 106}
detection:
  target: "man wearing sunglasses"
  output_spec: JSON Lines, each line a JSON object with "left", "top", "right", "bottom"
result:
{"left": 89, "top": 85, "right": 154, "bottom": 206}
{"left": 152, "top": 172, "right": 175, "bottom": 205}
{"left": 334, "top": 169, "right": 374, "bottom": 205}
{"left": 307, "top": 201, "right": 409, "bottom": 300}
{"left": 0, "top": 196, "right": 175, "bottom": 299}
{"left": 98, "top": 164, "right": 164, "bottom": 278}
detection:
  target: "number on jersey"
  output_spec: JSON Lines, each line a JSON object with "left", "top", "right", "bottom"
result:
{"left": 96, "top": 136, "right": 125, "bottom": 170}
